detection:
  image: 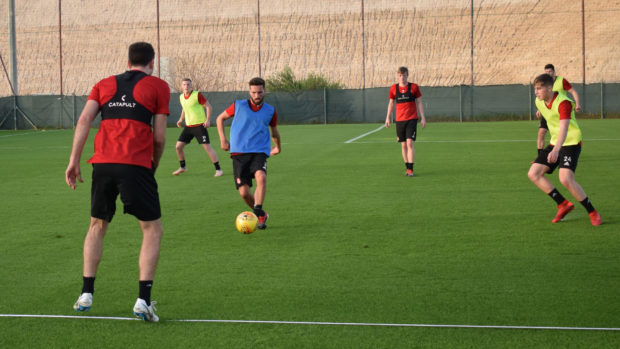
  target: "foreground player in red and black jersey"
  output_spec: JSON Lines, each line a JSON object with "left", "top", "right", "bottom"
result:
{"left": 65, "top": 42, "right": 170, "bottom": 322}
{"left": 385, "top": 66, "right": 427, "bottom": 177}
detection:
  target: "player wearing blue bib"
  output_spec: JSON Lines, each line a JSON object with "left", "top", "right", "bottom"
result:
{"left": 216, "top": 77, "right": 281, "bottom": 229}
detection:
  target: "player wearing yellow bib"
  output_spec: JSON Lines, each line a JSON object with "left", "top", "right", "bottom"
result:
{"left": 527, "top": 74, "right": 601, "bottom": 226}
{"left": 173, "top": 78, "right": 222, "bottom": 176}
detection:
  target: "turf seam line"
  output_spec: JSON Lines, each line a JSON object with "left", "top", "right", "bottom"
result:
{"left": 1, "top": 314, "right": 618, "bottom": 331}
{"left": 344, "top": 125, "right": 384, "bottom": 144}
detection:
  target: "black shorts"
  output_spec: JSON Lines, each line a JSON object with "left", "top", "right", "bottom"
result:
{"left": 396, "top": 119, "right": 418, "bottom": 142}
{"left": 232, "top": 153, "right": 268, "bottom": 189}
{"left": 91, "top": 164, "right": 161, "bottom": 222}
{"left": 178, "top": 125, "right": 210, "bottom": 144}
{"left": 534, "top": 144, "right": 581, "bottom": 174}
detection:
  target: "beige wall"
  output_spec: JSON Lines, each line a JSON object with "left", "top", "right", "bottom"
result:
{"left": 0, "top": 0, "right": 618, "bottom": 96}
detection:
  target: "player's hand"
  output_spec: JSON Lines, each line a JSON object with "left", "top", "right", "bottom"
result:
{"left": 270, "top": 147, "right": 280, "bottom": 156}
{"left": 385, "top": 119, "right": 390, "bottom": 128}
{"left": 203, "top": 121, "right": 210, "bottom": 128}
{"left": 176, "top": 120, "right": 182, "bottom": 128}
{"left": 536, "top": 110, "right": 541, "bottom": 119}
{"left": 65, "top": 163, "right": 83, "bottom": 190}
{"left": 547, "top": 149, "right": 559, "bottom": 164}
{"left": 420, "top": 117, "right": 426, "bottom": 129}
{"left": 575, "top": 104, "right": 582, "bottom": 112}
{"left": 220, "top": 139, "right": 230, "bottom": 151}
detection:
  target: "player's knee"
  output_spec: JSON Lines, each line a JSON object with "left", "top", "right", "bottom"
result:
{"left": 175, "top": 142, "right": 184, "bottom": 151}
{"left": 559, "top": 174, "right": 575, "bottom": 188}
{"left": 88, "top": 218, "right": 108, "bottom": 236}
{"left": 527, "top": 167, "right": 540, "bottom": 182}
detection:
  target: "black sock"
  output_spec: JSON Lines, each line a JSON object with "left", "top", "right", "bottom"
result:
{"left": 580, "top": 197, "right": 595, "bottom": 213}
{"left": 406, "top": 163, "right": 413, "bottom": 170}
{"left": 547, "top": 188, "right": 566, "bottom": 205}
{"left": 82, "top": 276, "right": 95, "bottom": 294}
{"left": 253, "top": 204, "right": 265, "bottom": 217}
{"left": 214, "top": 162, "right": 221, "bottom": 170}
{"left": 180, "top": 160, "right": 186, "bottom": 168}
{"left": 139, "top": 280, "right": 153, "bottom": 306}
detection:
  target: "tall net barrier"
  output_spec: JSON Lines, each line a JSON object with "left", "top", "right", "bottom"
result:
{"left": 1, "top": 1, "right": 619, "bottom": 128}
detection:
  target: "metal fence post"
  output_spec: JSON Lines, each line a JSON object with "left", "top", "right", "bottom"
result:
{"left": 323, "top": 88, "right": 327, "bottom": 124}
{"left": 459, "top": 85, "right": 463, "bottom": 122}
{"left": 529, "top": 84, "right": 532, "bottom": 121}
{"left": 600, "top": 81, "right": 604, "bottom": 119}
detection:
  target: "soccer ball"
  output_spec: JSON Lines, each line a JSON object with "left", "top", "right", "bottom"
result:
{"left": 235, "top": 211, "right": 258, "bottom": 234}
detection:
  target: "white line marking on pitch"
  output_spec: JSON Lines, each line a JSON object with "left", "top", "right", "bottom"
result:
{"left": 1, "top": 314, "right": 618, "bottom": 331}
{"left": 344, "top": 125, "right": 385, "bottom": 144}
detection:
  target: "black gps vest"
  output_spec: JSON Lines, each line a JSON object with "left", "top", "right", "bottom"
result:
{"left": 395, "top": 83, "right": 415, "bottom": 104}
{"left": 100, "top": 70, "right": 153, "bottom": 125}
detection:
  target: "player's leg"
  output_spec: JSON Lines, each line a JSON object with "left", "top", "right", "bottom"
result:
{"left": 400, "top": 141, "right": 408, "bottom": 163}
{"left": 202, "top": 143, "right": 223, "bottom": 176}
{"left": 173, "top": 141, "right": 188, "bottom": 175}
{"left": 197, "top": 126, "right": 222, "bottom": 176}
{"left": 238, "top": 184, "right": 255, "bottom": 208}
{"left": 253, "top": 170, "right": 269, "bottom": 229}
{"left": 75, "top": 164, "right": 117, "bottom": 312}
{"left": 406, "top": 119, "right": 418, "bottom": 176}
{"left": 74, "top": 217, "right": 109, "bottom": 311}
{"left": 527, "top": 163, "right": 555, "bottom": 193}
{"left": 557, "top": 146, "right": 601, "bottom": 225}
{"left": 83, "top": 217, "right": 109, "bottom": 277}
{"left": 248, "top": 154, "right": 269, "bottom": 228}
{"left": 406, "top": 138, "right": 415, "bottom": 174}
{"left": 558, "top": 169, "right": 586, "bottom": 202}
{"left": 118, "top": 164, "right": 162, "bottom": 321}
{"left": 133, "top": 218, "right": 162, "bottom": 322}
{"left": 528, "top": 161, "right": 573, "bottom": 223}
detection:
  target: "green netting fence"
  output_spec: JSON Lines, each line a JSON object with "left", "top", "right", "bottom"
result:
{"left": 1, "top": 83, "right": 619, "bottom": 130}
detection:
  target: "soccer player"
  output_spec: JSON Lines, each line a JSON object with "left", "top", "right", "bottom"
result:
{"left": 216, "top": 77, "right": 281, "bottom": 229}
{"left": 172, "top": 78, "right": 222, "bottom": 177}
{"left": 527, "top": 73, "right": 601, "bottom": 226}
{"left": 385, "top": 66, "right": 427, "bottom": 177}
{"left": 65, "top": 42, "right": 169, "bottom": 322}
{"left": 536, "top": 64, "right": 581, "bottom": 119}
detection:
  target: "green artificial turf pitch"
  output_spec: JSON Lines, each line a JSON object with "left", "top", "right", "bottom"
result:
{"left": 0, "top": 120, "right": 619, "bottom": 348}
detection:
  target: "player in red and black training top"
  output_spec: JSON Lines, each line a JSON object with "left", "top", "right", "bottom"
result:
{"left": 536, "top": 64, "right": 581, "bottom": 120}
{"left": 65, "top": 42, "right": 169, "bottom": 322}
{"left": 385, "top": 66, "right": 427, "bottom": 177}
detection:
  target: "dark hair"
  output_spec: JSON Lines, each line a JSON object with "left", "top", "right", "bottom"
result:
{"left": 128, "top": 42, "right": 155, "bottom": 67}
{"left": 544, "top": 63, "right": 555, "bottom": 71}
{"left": 397, "top": 66, "right": 409, "bottom": 75}
{"left": 533, "top": 73, "right": 554, "bottom": 87}
{"left": 249, "top": 77, "right": 265, "bottom": 87}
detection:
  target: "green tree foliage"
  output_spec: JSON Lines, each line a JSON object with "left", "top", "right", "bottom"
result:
{"left": 266, "top": 66, "right": 342, "bottom": 92}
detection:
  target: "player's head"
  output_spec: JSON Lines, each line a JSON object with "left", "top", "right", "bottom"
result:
{"left": 181, "top": 78, "right": 192, "bottom": 93}
{"left": 544, "top": 63, "right": 556, "bottom": 78}
{"left": 128, "top": 42, "right": 155, "bottom": 73}
{"left": 397, "top": 66, "right": 409, "bottom": 84}
{"left": 248, "top": 77, "right": 266, "bottom": 105}
{"left": 533, "top": 73, "right": 554, "bottom": 100}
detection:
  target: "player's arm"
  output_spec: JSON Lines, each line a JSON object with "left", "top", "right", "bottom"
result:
{"left": 567, "top": 88, "right": 581, "bottom": 112}
{"left": 536, "top": 128, "right": 547, "bottom": 151}
{"left": 65, "top": 100, "right": 99, "bottom": 189}
{"left": 416, "top": 97, "right": 426, "bottom": 128}
{"left": 270, "top": 125, "right": 281, "bottom": 156}
{"left": 152, "top": 114, "right": 167, "bottom": 172}
{"left": 216, "top": 110, "right": 232, "bottom": 151}
{"left": 537, "top": 117, "right": 548, "bottom": 151}
{"left": 385, "top": 98, "right": 394, "bottom": 128}
{"left": 203, "top": 99, "right": 213, "bottom": 127}
{"left": 177, "top": 110, "right": 185, "bottom": 128}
